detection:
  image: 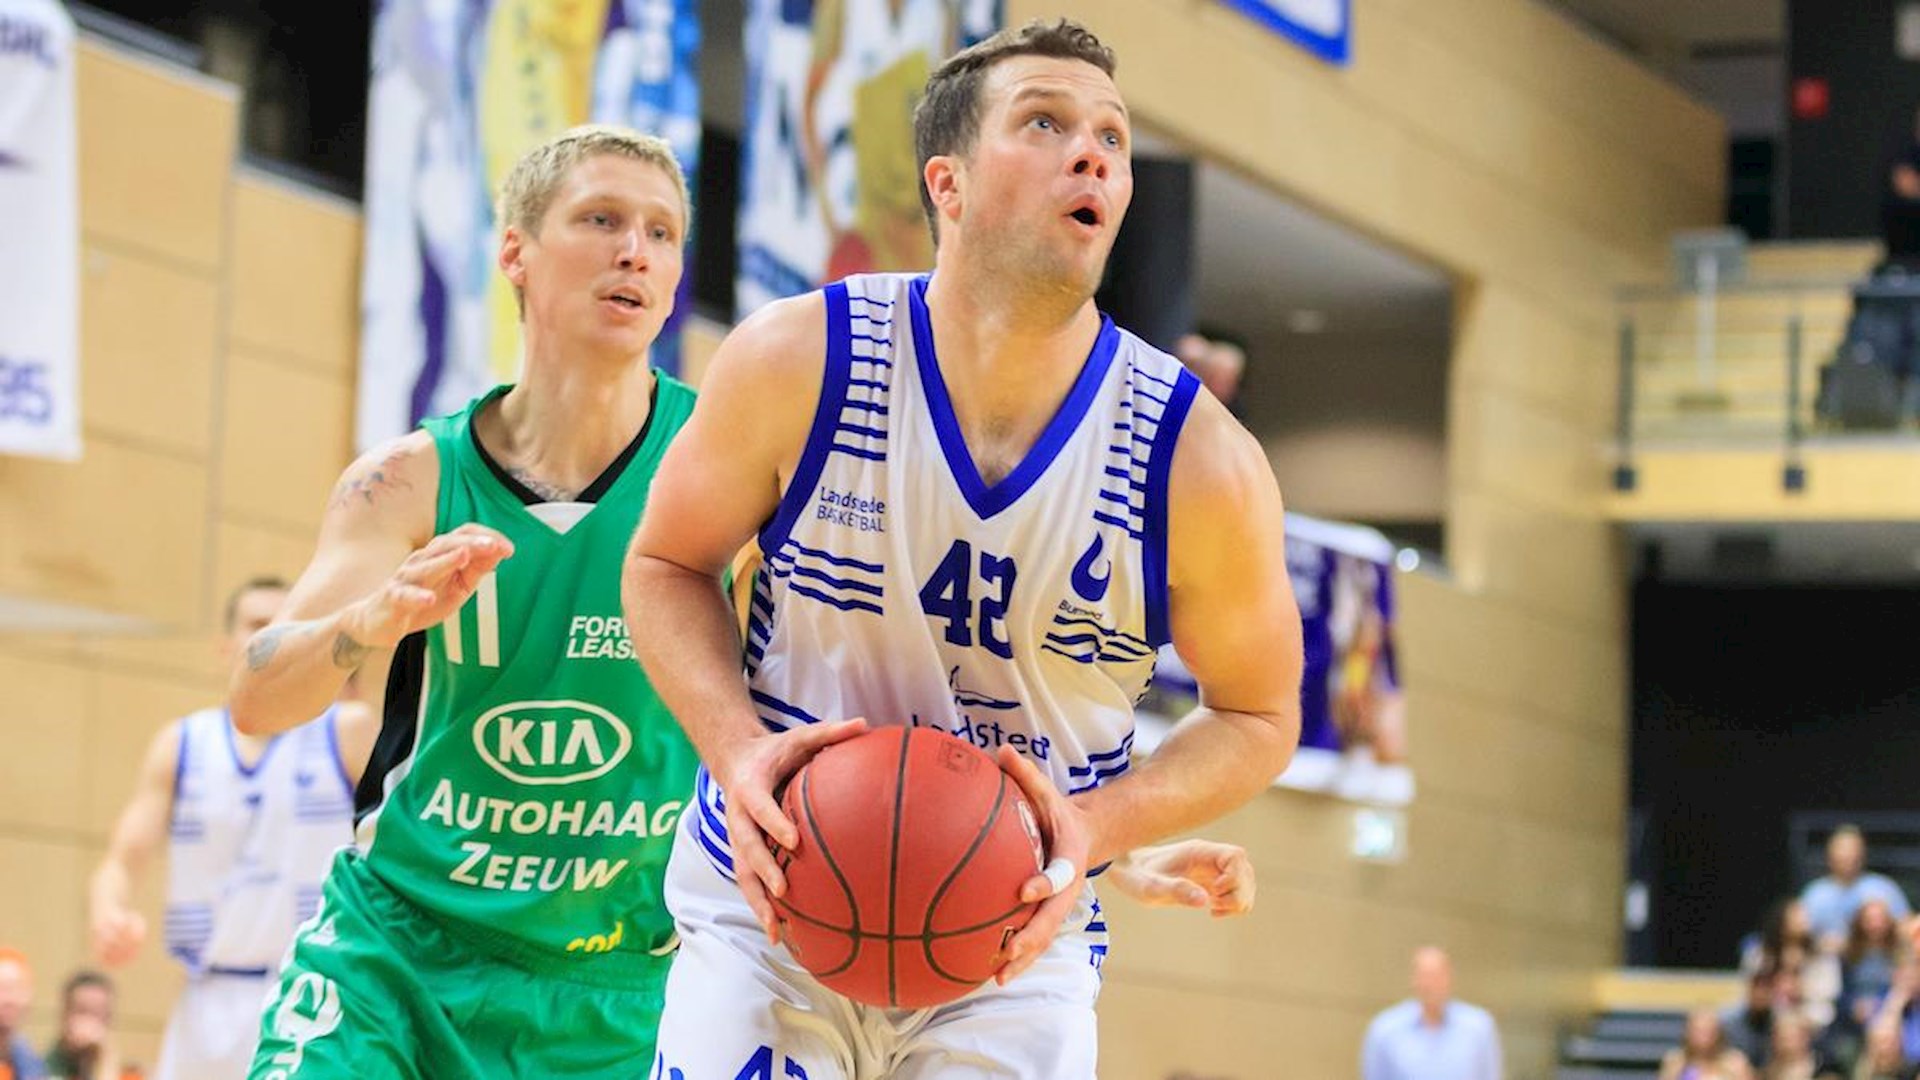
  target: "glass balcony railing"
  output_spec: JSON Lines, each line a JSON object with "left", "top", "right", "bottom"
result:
{"left": 1611, "top": 269, "right": 1919, "bottom": 491}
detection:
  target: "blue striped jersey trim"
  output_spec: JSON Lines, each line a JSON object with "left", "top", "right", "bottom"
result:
{"left": 759, "top": 282, "right": 854, "bottom": 555}
{"left": 693, "top": 769, "right": 736, "bottom": 879}
{"left": 1143, "top": 367, "right": 1203, "bottom": 646}
{"left": 749, "top": 690, "right": 822, "bottom": 727}
{"left": 783, "top": 541, "right": 882, "bottom": 574}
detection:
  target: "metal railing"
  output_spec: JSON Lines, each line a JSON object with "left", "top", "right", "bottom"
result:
{"left": 1612, "top": 274, "right": 1886, "bottom": 492}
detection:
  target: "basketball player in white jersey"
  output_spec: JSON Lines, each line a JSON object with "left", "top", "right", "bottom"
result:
{"left": 89, "top": 577, "right": 376, "bottom": 1080}
{"left": 624, "top": 18, "right": 1302, "bottom": 1078}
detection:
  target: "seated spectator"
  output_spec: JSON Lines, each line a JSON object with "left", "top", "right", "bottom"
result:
{"left": 1779, "top": 942, "right": 1844, "bottom": 1033}
{"left": 1747, "top": 899, "right": 1823, "bottom": 975}
{"left": 1661, "top": 1007, "right": 1757, "bottom": 1080}
{"left": 1872, "top": 957, "right": 1920, "bottom": 1063}
{"left": 1855, "top": 1018, "right": 1920, "bottom": 1080}
{"left": 1804, "top": 827, "right": 1912, "bottom": 951}
{"left": 1843, "top": 902, "right": 1909, "bottom": 1041}
{"left": 0, "top": 949, "right": 46, "bottom": 1080}
{"left": 1761, "top": 1011, "right": 1843, "bottom": 1080}
{"left": 1725, "top": 968, "right": 1780, "bottom": 1068}
{"left": 40, "top": 972, "right": 133, "bottom": 1080}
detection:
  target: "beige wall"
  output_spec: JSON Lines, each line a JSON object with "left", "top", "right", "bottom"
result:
{"left": 0, "top": 41, "right": 359, "bottom": 1065}
{"left": 1240, "top": 335, "right": 1451, "bottom": 524}
{"left": 997, "top": 0, "right": 1722, "bottom": 1076}
{"left": 2, "top": 1, "right": 1727, "bottom": 1075}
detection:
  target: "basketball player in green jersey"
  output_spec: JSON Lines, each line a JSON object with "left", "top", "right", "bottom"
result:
{"left": 226, "top": 125, "right": 707, "bottom": 1079}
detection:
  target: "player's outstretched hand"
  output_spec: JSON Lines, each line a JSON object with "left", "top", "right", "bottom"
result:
{"left": 719, "top": 717, "right": 869, "bottom": 945}
{"left": 342, "top": 524, "right": 514, "bottom": 649}
{"left": 994, "top": 746, "right": 1092, "bottom": 986}
{"left": 90, "top": 905, "right": 146, "bottom": 968}
{"left": 1107, "top": 839, "right": 1255, "bottom": 917}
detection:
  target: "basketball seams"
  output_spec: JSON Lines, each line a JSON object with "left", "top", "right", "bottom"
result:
{"left": 885, "top": 725, "right": 912, "bottom": 1006}
{"left": 920, "top": 769, "right": 1020, "bottom": 986}
{"left": 790, "top": 764, "right": 865, "bottom": 977}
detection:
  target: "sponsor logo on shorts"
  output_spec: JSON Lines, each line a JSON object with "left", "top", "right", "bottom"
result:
{"left": 259, "top": 971, "right": 342, "bottom": 1079}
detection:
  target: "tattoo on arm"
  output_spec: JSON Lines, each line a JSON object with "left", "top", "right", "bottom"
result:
{"left": 331, "top": 632, "right": 371, "bottom": 671}
{"left": 245, "top": 625, "right": 295, "bottom": 671}
{"left": 331, "top": 445, "right": 416, "bottom": 509}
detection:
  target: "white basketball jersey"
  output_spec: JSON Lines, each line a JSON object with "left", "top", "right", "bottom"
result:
{"left": 164, "top": 706, "right": 355, "bottom": 975}
{"left": 689, "top": 272, "right": 1201, "bottom": 877}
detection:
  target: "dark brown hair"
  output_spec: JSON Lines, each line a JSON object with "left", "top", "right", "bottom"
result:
{"left": 911, "top": 18, "right": 1117, "bottom": 245}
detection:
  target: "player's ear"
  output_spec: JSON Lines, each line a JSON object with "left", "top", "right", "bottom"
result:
{"left": 498, "top": 224, "right": 530, "bottom": 290}
{"left": 924, "top": 155, "right": 963, "bottom": 232}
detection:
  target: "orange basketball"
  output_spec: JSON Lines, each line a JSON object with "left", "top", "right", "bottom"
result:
{"left": 772, "top": 726, "right": 1046, "bottom": 1008}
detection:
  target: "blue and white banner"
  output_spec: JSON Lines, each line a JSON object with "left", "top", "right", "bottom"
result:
{"left": 1220, "top": 0, "right": 1351, "bottom": 66}
{"left": 735, "top": 0, "right": 999, "bottom": 316}
{"left": 357, "top": 0, "right": 701, "bottom": 451}
{"left": 1136, "top": 513, "right": 1411, "bottom": 805}
{"left": 0, "top": 0, "right": 78, "bottom": 460}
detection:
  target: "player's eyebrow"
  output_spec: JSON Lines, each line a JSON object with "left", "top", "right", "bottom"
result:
{"left": 1006, "top": 85, "right": 1130, "bottom": 122}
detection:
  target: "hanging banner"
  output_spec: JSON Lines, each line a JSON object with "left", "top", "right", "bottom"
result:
{"left": 1137, "top": 513, "right": 1412, "bottom": 805}
{"left": 735, "top": 0, "right": 1000, "bottom": 316}
{"left": 1219, "top": 0, "right": 1351, "bottom": 66}
{"left": 358, "top": 0, "right": 701, "bottom": 451}
{"left": 0, "top": 0, "right": 79, "bottom": 460}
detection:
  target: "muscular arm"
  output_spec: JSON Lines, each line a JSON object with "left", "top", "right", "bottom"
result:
{"left": 228, "top": 435, "right": 442, "bottom": 735}
{"left": 89, "top": 720, "right": 181, "bottom": 966}
{"left": 624, "top": 294, "right": 826, "bottom": 769}
{"left": 1072, "top": 393, "right": 1303, "bottom": 866}
{"left": 624, "top": 294, "right": 867, "bottom": 936}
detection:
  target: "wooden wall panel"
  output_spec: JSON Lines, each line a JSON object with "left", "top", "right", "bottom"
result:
{"left": 0, "top": 439, "right": 209, "bottom": 624}
{"left": 1611, "top": 448, "right": 1920, "bottom": 520}
{"left": 76, "top": 50, "right": 236, "bottom": 270}
{"left": 228, "top": 174, "right": 362, "bottom": 376}
{"left": 216, "top": 352, "right": 352, "bottom": 531}
{"left": 78, "top": 248, "right": 221, "bottom": 457}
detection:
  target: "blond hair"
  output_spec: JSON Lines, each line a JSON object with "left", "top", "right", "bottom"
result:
{"left": 496, "top": 124, "right": 690, "bottom": 239}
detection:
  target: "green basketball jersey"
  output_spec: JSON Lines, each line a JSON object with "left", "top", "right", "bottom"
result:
{"left": 358, "top": 376, "right": 699, "bottom": 977}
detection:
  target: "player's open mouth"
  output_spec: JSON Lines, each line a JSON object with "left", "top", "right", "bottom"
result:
{"left": 1068, "top": 207, "right": 1100, "bottom": 227}
{"left": 604, "top": 290, "right": 647, "bottom": 310}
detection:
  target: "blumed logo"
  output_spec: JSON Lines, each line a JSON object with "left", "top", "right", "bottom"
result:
{"left": 471, "top": 700, "right": 633, "bottom": 786}
{"left": 1071, "top": 533, "right": 1111, "bottom": 603}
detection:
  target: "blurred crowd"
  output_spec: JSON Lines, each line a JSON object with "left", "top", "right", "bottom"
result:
{"left": 1661, "top": 826, "right": 1920, "bottom": 1080}
{"left": 1, "top": 950, "right": 139, "bottom": 1080}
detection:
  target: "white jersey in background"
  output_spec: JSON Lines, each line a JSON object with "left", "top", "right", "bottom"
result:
{"left": 658, "top": 272, "right": 1203, "bottom": 1079}
{"left": 158, "top": 705, "right": 354, "bottom": 1080}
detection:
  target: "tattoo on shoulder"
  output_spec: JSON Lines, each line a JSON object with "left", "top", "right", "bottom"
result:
{"left": 331, "top": 444, "right": 417, "bottom": 510}
{"left": 245, "top": 625, "right": 293, "bottom": 671}
{"left": 331, "top": 632, "right": 371, "bottom": 671}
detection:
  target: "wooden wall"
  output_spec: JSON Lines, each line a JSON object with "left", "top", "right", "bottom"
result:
{"left": 0, "top": 40, "right": 360, "bottom": 1065}
{"left": 994, "top": 0, "right": 1723, "bottom": 1076}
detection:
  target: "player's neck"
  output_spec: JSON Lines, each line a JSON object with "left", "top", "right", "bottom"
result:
{"left": 232, "top": 728, "right": 274, "bottom": 764}
{"left": 488, "top": 357, "right": 656, "bottom": 497}
{"left": 921, "top": 268, "right": 1101, "bottom": 386}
